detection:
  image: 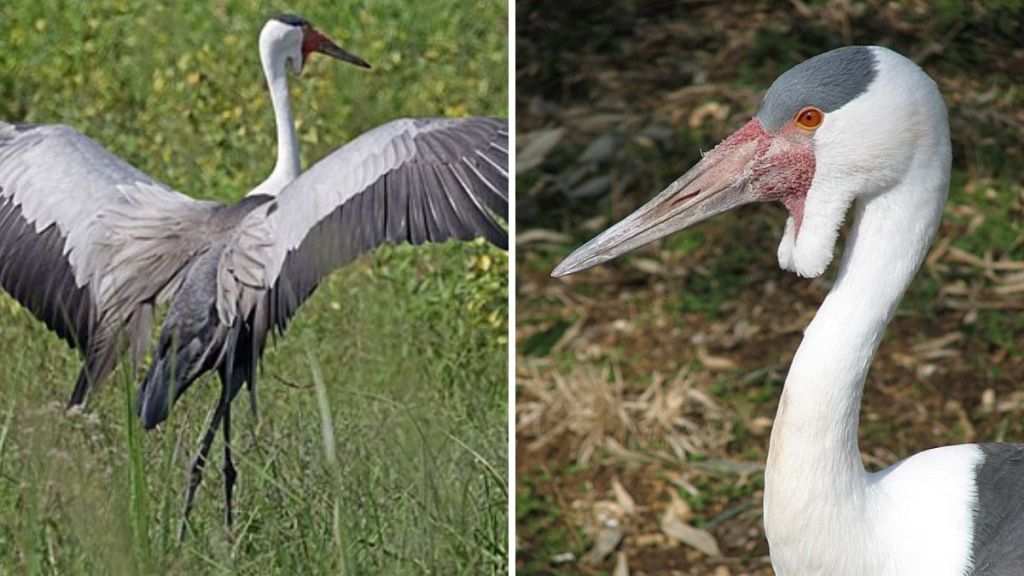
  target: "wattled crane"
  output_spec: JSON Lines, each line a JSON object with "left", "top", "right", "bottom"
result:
{"left": 0, "top": 14, "right": 507, "bottom": 536}
{"left": 555, "top": 46, "right": 1023, "bottom": 575}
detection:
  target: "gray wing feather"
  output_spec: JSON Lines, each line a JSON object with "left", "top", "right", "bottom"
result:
{"left": 0, "top": 121, "right": 215, "bottom": 400}
{"left": 218, "top": 116, "right": 507, "bottom": 347}
{"left": 265, "top": 116, "right": 506, "bottom": 280}
{"left": 0, "top": 196, "right": 91, "bottom": 347}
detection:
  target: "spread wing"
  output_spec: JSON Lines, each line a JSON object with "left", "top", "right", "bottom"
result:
{"left": 220, "top": 115, "right": 507, "bottom": 345}
{"left": 0, "top": 121, "right": 215, "bottom": 403}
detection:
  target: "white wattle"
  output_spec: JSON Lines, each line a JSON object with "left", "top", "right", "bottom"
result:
{"left": 762, "top": 47, "right": 976, "bottom": 575}
{"left": 249, "top": 24, "right": 301, "bottom": 198}
{"left": 776, "top": 215, "right": 798, "bottom": 272}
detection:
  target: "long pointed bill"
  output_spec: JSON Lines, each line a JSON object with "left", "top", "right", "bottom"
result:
{"left": 552, "top": 121, "right": 766, "bottom": 278}
{"left": 303, "top": 28, "right": 372, "bottom": 69}
{"left": 317, "top": 39, "right": 371, "bottom": 69}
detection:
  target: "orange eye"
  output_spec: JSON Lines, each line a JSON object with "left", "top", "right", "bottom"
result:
{"left": 795, "top": 107, "right": 824, "bottom": 129}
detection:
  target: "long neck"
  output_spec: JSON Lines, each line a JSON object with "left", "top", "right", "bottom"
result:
{"left": 249, "top": 44, "right": 300, "bottom": 197}
{"left": 764, "top": 150, "right": 949, "bottom": 533}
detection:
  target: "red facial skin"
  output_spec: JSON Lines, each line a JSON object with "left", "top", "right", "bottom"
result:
{"left": 300, "top": 26, "right": 330, "bottom": 60}
{"left": 717, "top": 119, "right": 816, "bottom": 233}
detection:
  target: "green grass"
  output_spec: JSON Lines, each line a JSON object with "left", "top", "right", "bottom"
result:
{"left": 0, "top": 1, "right": 507, "bottom": 574}
{"left": 515, "top": 470, "right": 580, "bottom": 575}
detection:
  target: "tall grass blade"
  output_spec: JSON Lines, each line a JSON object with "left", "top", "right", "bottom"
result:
{"left": 309, "top": 350, "right": 353, "bottom": 575}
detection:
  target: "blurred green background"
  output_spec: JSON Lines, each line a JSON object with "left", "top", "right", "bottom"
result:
{"left": 516, "top": 2, "right": 1022, "bottom": 575}
{"left": 0, "top": 1, "right": 507, "bottom": 574}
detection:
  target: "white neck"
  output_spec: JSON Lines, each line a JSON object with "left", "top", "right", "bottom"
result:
{"left": 763, "top": 146, "right": 949, "bottom": 568}
{"left": 249, "top": 40, "right": 300, "bottom": 197}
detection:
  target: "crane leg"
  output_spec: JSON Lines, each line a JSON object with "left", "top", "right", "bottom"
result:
{"left": 219, "top": 324, "right": 242, "bottom": 537}
{"left": 222, "top": 388, "right": 237, "bottom": 535}
{"left": 178, "top": 398, "right": 225, "bottom": 542}
{"left": 178, "top": 324, "right": 245, "bottom": 542}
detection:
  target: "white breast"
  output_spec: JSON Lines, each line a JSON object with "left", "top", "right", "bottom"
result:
{"left": 768, "top": 443, "right": 981, "bottom": 575}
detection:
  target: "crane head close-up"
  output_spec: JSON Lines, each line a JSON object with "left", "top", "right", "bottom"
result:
{"left": 554, "top": 46, "right": 950, "bottom": 282}
{"left": 261, "top": 13, "right": 371, "bottom": 77}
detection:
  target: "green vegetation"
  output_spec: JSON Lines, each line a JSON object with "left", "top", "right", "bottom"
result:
{"left": 0, "top": 1, "right": 507, "bottom": 574}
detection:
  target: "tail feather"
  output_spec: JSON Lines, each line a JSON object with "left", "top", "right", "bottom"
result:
{"left": 136, "top": 249, "right": 224, "bottom": 429}
{"left": 137, "top": 332, "right": 218, "bottom": 429}
{"left": 137, "top": 356, "right": 173, "bottom": 428}
{"left": 134, "top": 247, "right": 262, "bottom": 429}
{"left": 68, "top": 364, "right": 93, "bottom": 409}
{"left": 66, "top": 341, "right": 117, "bottom": 408}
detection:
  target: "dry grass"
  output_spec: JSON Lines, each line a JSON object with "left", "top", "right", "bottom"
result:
{"left": 518, "top": 362, "right": 731, "bottom": 466}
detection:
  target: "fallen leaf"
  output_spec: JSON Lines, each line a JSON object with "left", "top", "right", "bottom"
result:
{"left": 660, "top": 492, "right": 721, "bottom": 557}
{"left": 515, "top": 229, "right": 572, "bottom": 246}
{"left": 517, "top": 128, "right": 564, "bottom": 173}
{"left": 583, "top": 517, "right": 623, "bottom": 564}
{"left": 660, "top": 515, "right": 722, "bottom": 557}
{"left": 579, "top": 133, "right": 624, "bottom": 164}
{"left": 697, "top": 347, "right": 738, "bottom": 371}
{"left": 567, "top": 174, "right": 611, "bottom": 199}
{"left": 612, "top": 477, "right": 637, "bottom": 516}
{"left": 551, "top": 552, "right": 576, "bottom": 564}
{"left": 614, "top": 551, "right": 630, "bottom": 576}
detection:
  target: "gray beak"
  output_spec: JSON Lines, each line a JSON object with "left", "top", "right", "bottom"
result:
{"left": 303, "top": 26, "right": 372, "bottom": 70}
{"left": 552, "top": 125, "right": 763, "bottom": 278}
{"left": 318, "top": 41, "right": 372, "bottom": 69}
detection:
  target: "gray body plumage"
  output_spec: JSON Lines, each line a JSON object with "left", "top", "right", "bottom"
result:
{"left": 136, "top": 197, "right": 273, "bottom": 425}
{"left": 756, "top": 46, "right": 877, "bottom": 131}
{"left": 970, "top": 443, "right": 1024, "bottom": 575}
